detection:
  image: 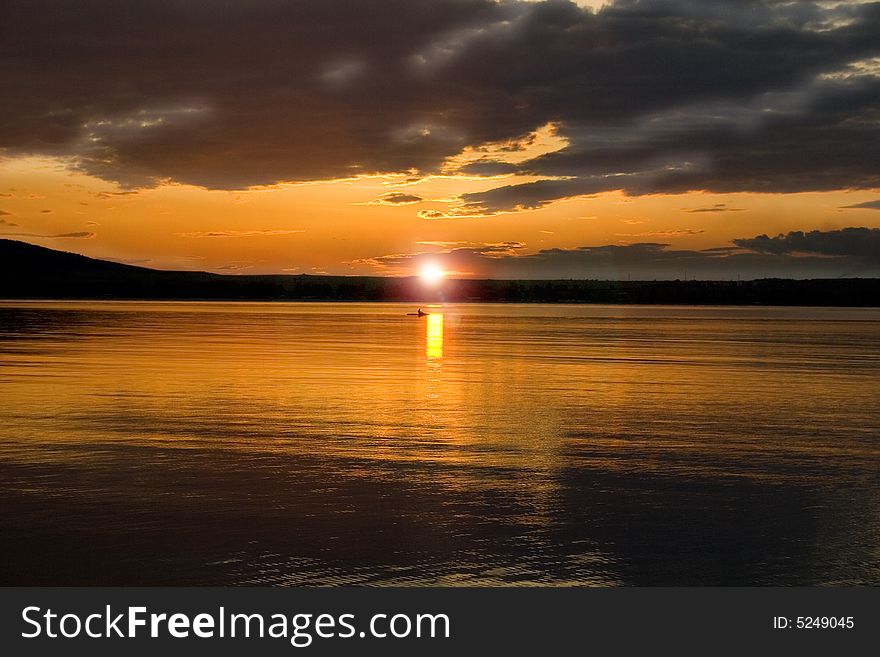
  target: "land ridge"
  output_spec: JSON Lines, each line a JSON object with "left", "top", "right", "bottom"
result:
{"left": 1, "top": 239, "right": 878, "bottom": 306}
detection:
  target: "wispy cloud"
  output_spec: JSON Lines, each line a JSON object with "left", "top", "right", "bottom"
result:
{"left": 94, "top": 190, "right": 141, "bottom": 199}
{"left": 216, "top": 263, "right": 256, "bottom": 271}
{"left": 0, "top": 231, "right": 95, "bottom": 239}
{"left": 175, "top": 229, "right": 305, "bottom": 238}
{"left": 616, "top": 229, "right": 705, "bottom": 238}
{"left": 682, "top": 204, "right": 744, "bottom": 213}
{"left": 48, "top": 231, "right": 95, "bottom": 239}
{"left": 365, "top": 192, "right": 425, "bottom": 205}
{"left": 354, "top": 241, "right": 526, "bottom": 275}
{"left": 840, "top": 199, "right": 880, "bottom": 210}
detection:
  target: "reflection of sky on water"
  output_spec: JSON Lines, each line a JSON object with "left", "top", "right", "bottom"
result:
{"left": 0, "top": 301, "right": 879, "bottom": 586}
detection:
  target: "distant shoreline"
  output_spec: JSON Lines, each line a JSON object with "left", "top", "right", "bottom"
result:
{"left": 3, "top": 297, "right": 880, "bottom": 310}
{"left": 3, "top": 239, "right": 880, "bottom": 307}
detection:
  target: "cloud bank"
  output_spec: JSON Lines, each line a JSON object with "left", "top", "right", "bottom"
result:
{"left": 732, "top": 227, "right": 880, "bottom": 258}
{"left": 360, "top": 227, "right": 880, "bottom": 279}
{"left": 0, "top": 0, "right": 878, "bottom": 211}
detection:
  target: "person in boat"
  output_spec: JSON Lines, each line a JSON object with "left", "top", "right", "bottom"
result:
{"left": 417, "top": 308, "right": 426, "bottom": 316}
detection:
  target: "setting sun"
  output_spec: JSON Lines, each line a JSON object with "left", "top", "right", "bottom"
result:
{"left": 419, "top": 264, "right": 446, "bottom": 285}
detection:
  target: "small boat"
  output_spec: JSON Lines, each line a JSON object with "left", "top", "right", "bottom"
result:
{"left": 406, "top": 308, "right": 429, "bottom": 316}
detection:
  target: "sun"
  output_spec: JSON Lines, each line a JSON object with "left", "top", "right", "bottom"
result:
{"left": 419, "top": 263, "right": 446, "bottom": 285}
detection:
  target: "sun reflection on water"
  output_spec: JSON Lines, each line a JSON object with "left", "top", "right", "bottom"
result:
{"left": 425, "top": 312, "right": 443, "bottom": 361}
{"left": 424, "top": 312, "right": 444, "bottom": 403}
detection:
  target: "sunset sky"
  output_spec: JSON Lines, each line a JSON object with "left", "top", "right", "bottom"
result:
{"left": 2, "top": 0, "right": 880, "bottom": 279}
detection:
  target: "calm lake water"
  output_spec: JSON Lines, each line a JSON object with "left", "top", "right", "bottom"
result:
{"left": 0, "top": 301, "right": 878, "bottom": 586}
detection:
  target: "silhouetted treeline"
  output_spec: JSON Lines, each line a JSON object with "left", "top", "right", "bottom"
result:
{"left": 2, "top": 239, "right": 879, "bottom": 306}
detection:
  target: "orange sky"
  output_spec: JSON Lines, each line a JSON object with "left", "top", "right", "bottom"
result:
{"left": 3, "top": 0, "right": 880, "bottom": 279}
{"left": 2, "top": 153, "right": 878, "bottom": 277}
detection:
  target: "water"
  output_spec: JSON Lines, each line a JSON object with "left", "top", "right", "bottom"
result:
{"left": 0, "top": 301, "right": 878, "bottom": 586}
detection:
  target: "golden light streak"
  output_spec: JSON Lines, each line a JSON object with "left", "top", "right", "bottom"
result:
{"left": 426, "top": 313, "right": 443, "bottom": 361}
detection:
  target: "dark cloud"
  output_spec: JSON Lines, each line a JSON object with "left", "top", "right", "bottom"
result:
{"left": 732, "top": 227, "right": 880, "bottom": 258}
{"left": 840, "top": 199, "right": 880, "bottom": 210}
{"left": 0, "top": 0, "right": 878, "bottom": 204}
{"left": 51, "top": 231, "right": 96, "bottom": 239}
{"left": 456, "top": 161, "right": 520, "bottom": 177}
{"left": 0, "top": 218, "right": 18, "bottom": 226}
{"left": 94, "top": 190, "right": 141, "bottom": 199}
{"left": 360, "top": 227, "right": 880, "bottom": 279}
{"left": 461, "top": 72, "right": 880, "bottom": 211}
{"left": 683, "top": 204, "right": 744, "bottom": 213}
{"left": 369, "top": 192, "right": 425, "bottom": 205}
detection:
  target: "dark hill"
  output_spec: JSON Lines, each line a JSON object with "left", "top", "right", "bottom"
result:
{"left": 1, "top": 239, "right": 878, "bottom": 306}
